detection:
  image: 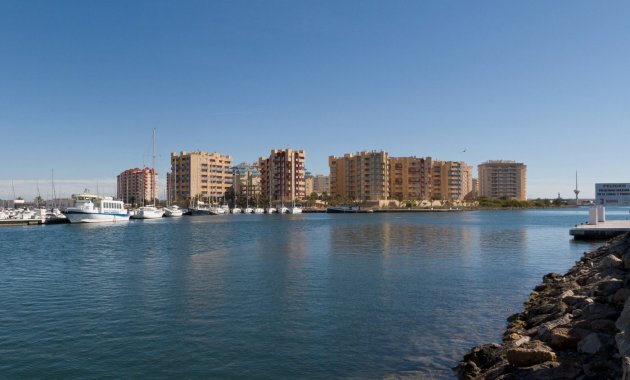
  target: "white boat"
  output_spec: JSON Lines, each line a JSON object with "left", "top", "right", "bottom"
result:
{"left": 288, "top": 205, "right": 302, "bottom": 214}
{"left": 278, "top": 206, "right": 289, "bottom": 214}
{"left": 243, "top": 207, "right": 254, "bottom": 214}
{"left": 164, "top": 205, "right": 183, "bottom": 217}
{"left": 266, "top": 207, "right": 277, "bottom": 214}
{"left": 131, "top": 206, "right": 164, "bottom": 219}
{"left": 231, "top": 207, "right": 242, "bottom": 214}
{"left": 209, "top": 205, "right": 227, "bottom": 215}
{"left": 253, "top": 207, "right": 265, "bottom": 214}
{"left": 64, "top": 192, "right": 129, "bottom": 223}
{"left": 188, "top": 201, "right": 211, "bottom": 215}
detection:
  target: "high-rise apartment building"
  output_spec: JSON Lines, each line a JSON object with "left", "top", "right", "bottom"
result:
{"left": 167, "top": 151, "right": 233, "bottom": 203}
{"left": 312, "top": 174, "right": 330, "bottom": 195}
{"left": 305, "top": 176, "right": 314, "bottom": 196}
{"left": 117, "top": 167, "right": 158, "bottom": 205}
{"left": 389, "top": 156, "right": 432, "bottom": 200}
{"left": 232, "top": 162, "right": 261, "bottom": 204}
{"left": 329, "top": 151, "right": 389, "bottom": 201}
{"left": 258, "top": 149, "right": 306, "bottom": 203}
{"left": 478, "top": 160, "right": 527, "bottom": 200}
{"left": 431, "top": 161, "right": 473, "bottom": 201}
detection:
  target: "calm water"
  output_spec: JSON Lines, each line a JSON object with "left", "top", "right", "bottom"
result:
{"left": 1, "top": 209, "right": 627, "bottom": 379}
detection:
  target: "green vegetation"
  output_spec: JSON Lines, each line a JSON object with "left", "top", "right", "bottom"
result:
{"left": 477, "top": 197, "right": 566, "bottom": 208}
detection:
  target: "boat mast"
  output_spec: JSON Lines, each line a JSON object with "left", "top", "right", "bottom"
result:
{"left": 152, "top": 128, "right": 156, "bottom": 207}
{"left": 51, "top": 169, "right": 57, "bottom": 208}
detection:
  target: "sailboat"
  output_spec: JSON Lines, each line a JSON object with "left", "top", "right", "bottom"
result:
{"left": 253, "top": 188, "right": 264, "bottom": 214}
{"left": 131, "top": 129, "right": 164, "bottom": 219}
{"left": 243, "top": 173, "right": 254, "bottom": 213}
{"left": 164, "top": 157, "right": 183, "bottom": 217}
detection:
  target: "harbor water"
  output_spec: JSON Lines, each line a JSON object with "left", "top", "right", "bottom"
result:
{"left": 1, "top": 209, "right": 626, "bottom": 379}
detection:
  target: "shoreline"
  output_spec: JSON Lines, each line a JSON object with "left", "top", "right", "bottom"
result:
{"left": 456, "top": 232, "right": 630, "bottom": 379}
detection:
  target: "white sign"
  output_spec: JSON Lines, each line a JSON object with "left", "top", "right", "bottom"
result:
{"left": 595, "top": 183, "right": 630, "bottom": 206}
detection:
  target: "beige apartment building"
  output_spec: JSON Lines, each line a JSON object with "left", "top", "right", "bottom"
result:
{"left": 117, "top": 167, "right": 158, "bottom": 205}
{"left": 167, "top": 150, "right": 233, "bottom": 204}
{"left": 389, "top": 156, "right": 432, "bottom": 200}
{"left": 312, "top": 174, "right": 330, "bottom": 195}
{"left": 431, "top": 161, "right": 473, "bottom": 201}
{"left": 329, "top": 151, "right": 389, "bottom": 201}
{"left": 258, "top": 149, "right": 306, "bottom": 203}
{"left": 232, "top": 162, "right": 261, "bottom": 205}
{"left": 478, "top": 160, "right": 527, "bottom": 200}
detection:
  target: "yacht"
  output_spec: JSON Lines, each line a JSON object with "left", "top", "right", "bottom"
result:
{"left": 278, "top": 206, "right": 289, "bottom": 214}
{"left": 209, "top": 205, "right": 227, "bottom": 215}
{"left": 266, "top": 207, "right": 277, "bottom": 214}
{"left": 131, "top": 206, "right": 164, "bottom": 219}
{"left": 326, "top": 205, "right": 360, "bottom": 213}
{"left": 164, "top": 205, "right": 184, "bottom": 217}
{"left": 64, "top": 192, "right": 129, "bottom": 223}
{"left": 253, "top": 207, "right": 265, "bottom": 214}
{"left": 231, "top": 207, "right": 242, "bottom": 214}
{"left": 288, "top": 205, "right": 302, "bottom": 214}
{"left": 243, "top": 207, "right": 254, "bottom": 214}
{"left": 188, "top": 200, "right": 210, "bottom": 215}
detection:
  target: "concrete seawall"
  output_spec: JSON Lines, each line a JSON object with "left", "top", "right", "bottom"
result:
{"left": 456, "top": 232, "right": 630, "bottom": 379}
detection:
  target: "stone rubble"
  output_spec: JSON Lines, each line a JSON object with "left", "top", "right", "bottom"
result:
{"left": 456, "top": 232, "right": 630, "bottom": 379}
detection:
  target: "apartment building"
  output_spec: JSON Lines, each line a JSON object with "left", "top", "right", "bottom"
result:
{"left": 478, "top": 160, "right": 527, "bottom": 200}
{"left": 312, "top": 174, "right": 330, "bottom": 195}
{"left": 431, "top": 161, "right": 473, "bottom": 201}
{"left": 389, "top": 156, "right": 432, "bottom": 200}
{"left": 329, "top": 151, "right": 389, "bottom": 201}
{"left": 117, "top": 167, "right": 158, "bottom": 205}
{"left": 232, "top": 162, "right": 261, "bottom": 203}
{"left": 167, "top": 151, "right": 233, "bottom": 203}
{"left": 258, "top": 149, "right": 306, "bottom": 203}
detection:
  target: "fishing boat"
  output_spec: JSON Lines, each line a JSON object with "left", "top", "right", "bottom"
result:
{"left": 64, "top": 191, "right": 129, "bottom": 223}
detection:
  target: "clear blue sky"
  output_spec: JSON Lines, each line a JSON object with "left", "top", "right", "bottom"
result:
{"left": 1, "top": 1, "right": 629, "bottom": 200}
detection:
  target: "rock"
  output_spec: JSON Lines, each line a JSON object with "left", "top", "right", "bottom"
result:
{"left": 599, "top": 254, "right": 623, "bottom": 269}
{"left": 590, "top": 318, "right": 616, "bottom": 333}
{"left": 577, "top": 333, "right": 614, "bottom": 354}
{"left": 613, "top": 288, "right": 630, "bottom": 304}
{"left": 460, "top": 343, "right": 502, "bottom": 371}
{"left": 615, "top": 331, "right": 630, "bottom": 357}
{"left": 513, "top": 335, "right": 531, "bottom": 347}
{"left": 506, "top": 343, "right": 557, "bottom": 367}
{"left": 582, "top": 303, "right": 618, "bottom": 320}
{"left": 549, "top": 327, "right": 579, "bottom": 349}
{"left": 616, "top": 302, "right": 630, "bottom": 332}
{"left": 594, "top": 278, "right": 623, "bottom": 296}
{"left": 538, "top": 314, "right": 572, "bottom": 339}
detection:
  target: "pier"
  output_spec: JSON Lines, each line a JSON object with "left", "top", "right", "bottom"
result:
{"left": 570, "top": 206, "right": 630, "bottom": 240}
{"left": 0, "top": 219, "right": 45, "bottom": 227}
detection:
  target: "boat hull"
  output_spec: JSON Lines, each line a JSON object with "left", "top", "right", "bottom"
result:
{"left": 65, "top": 211, "right": 130, "bottom": 223}
{"left": 326, "top": 206, "right": 360, "bottom": 213}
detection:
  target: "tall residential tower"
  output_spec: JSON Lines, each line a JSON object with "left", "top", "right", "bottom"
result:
{"left": 477, "top": 160, "right": 527, "bottom": 200}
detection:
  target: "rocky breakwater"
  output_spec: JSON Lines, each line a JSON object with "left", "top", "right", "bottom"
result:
{"left": 456, "top": 232, "right": 630, "bottom": 379}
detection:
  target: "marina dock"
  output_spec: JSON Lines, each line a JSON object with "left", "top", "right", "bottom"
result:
{"left": 570, "top": 220, "right": 630, "bottom": 240}
{"left": 0, "top": 219, "right": 45, "bottom": 227}
{"left": 570, "top": 206, "right": 630, "bottom": 240}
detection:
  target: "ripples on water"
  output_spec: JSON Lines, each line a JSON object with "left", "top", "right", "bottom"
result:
{"left": 0, "top": 209, "right": 611, "bottom": 379}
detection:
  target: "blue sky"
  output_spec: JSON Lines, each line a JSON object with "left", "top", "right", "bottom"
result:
{"left": 1, "top": 1, "right": 629, "bottom": 199}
